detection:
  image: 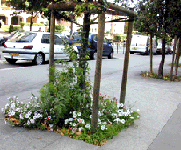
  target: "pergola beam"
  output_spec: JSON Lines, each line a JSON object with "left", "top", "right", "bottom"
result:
{"left": 48, "top": 2, "right": 136, "bottom": 17}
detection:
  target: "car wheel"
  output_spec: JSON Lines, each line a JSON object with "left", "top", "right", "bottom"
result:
{"left": 108, "top": 52, "right": 113, "bottom": 59}
{"left": 33, "top": 53, "right": 44, "bottom": 65}
{"left": 5, "top": 58, "right": 17, "bottom": 64}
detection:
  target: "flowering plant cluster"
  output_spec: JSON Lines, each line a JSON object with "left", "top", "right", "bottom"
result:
{"left": 2, "top": 94, "right": 140, "bottom": 146}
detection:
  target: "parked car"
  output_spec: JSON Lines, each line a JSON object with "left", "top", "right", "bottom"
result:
{"left": 89, "top": 34, "right": 114, "bottom": 59}
{"left": 130, "top": 34, "right": 157, "bottom": 54}
{"left": 156, "top": 42, "right": 173, "bottom": 54}
{"left": 69, "top": 32, "right": 114, "bottom": 59}
{"left": 69, "top": 32, "right": 95, "bottom": 59}
{"left": 2, "top": 31, "right": 78, "bottom": 65}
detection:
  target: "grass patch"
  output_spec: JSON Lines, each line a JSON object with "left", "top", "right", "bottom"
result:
{"left": 169, "top": 63, "right": 181, "bottom": 67}
{"left": 141, "top": 71, "right": 181, "bottom": 81}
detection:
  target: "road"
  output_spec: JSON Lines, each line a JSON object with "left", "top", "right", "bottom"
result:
{"left": 0, "top": 45, "right": 181, "bottom": 150}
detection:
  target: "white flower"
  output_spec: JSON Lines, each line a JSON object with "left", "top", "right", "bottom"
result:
{"left": 120, "top": 119, "right": 126, "bottom": 124}
{"left": 36, "top": 113, "right": 42, "bottom": 118}
{"left": 37, "top": 103, "right": 40, "bottom": 107}
{"left": 30, "top": 119, "right": 35, "bottom": 124}
{"left": 77, "top": 112, "right": 81, "bottom": 116}
{"left": 49, "top": 124, "right": 53, "bottom": 128}
{"left": 5, "top": 103, "right": 9, "bottom": 109}
{"left": 79, "top": 127, "right": 83, "bottom": 132}
{"left": 118, "top": 112, "right": 124, "bottom": 116}
{"left": 69, "top": 118, "right": 73, "bottom": 121}
{"left": 27, "top": 120, "right": 30, "bottom": 125}
{"left": 85, "top": 124, "right": 90, "bottom": 129}
{"left": 90, "top": 115, "right": 92, "bottom": 118}
{"left": 25, "top": 113, "right": 30, "bottom": 119}
{"left": 11, "top": 103, "right": 15, "bottom": 109}
{"left": 12, "top": 96, "right": 17, "bottom": 100}
{"left": 65, "top": 119, "right": 69, "bottom": 124}
{"left": 73, "top": 123, "right": 77, "bottom": 127}
{"left": 102, "top": 122, "right": 107, "bottom": 125}
{"left": 130, "top": 117, "right": 134, "bottom": 119}
{"left": 77, "top": 118, "right": 82, "bottom": 124}
{"left": 1, "top": 108, "right": 4, "bottom": 113}
{"left": 117, "top": 103, "right": 124, "bottom": 108}
{"left": 112, "top": 113, "right": 118, "bottom": 118}
{"left": 101, "top": 125, "right": 106, "bottom": 130}
{"left": 27, "top": 111, "right": 32, "bottom": 116}
{"left": 137, "top": 116, "right": 140, "bottom": 118}
{"left": 48, "top": 116, "right": 51, "bottom": 119}
{"left": 10, "top": 111, "right": 15, "bottom": 116}
{"left": 19, "top": 114, "right": 24, "bottom": 119}
{"left": 15, "top": 108, "right": 20, "bottom": 112}
{"left": 113, "top": 118, "right": 121, "bottom": 123}
{"left": 98, "top": 111, "right": 102, "bottom": 116}
{"left": 73, "top": 111, "right": 77, "bottom": 118}
{"left": 81, "top": 119, "right": 85, "bottom": 124}
{"left": 33, "top": 116, "right": 37, "bottom": 120}
{"left": 137, "top": 109, "right": 140, "bottom": 112}
{"left": 98, "top": 119, "right": 101, "bottom": 124}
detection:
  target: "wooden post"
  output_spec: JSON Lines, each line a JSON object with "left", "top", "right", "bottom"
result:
{"left": 49, "top": 9, "right": 55, "bottom": 83}
{"left": 170, "top": 35, "right": 177, "bottom": 80}
{"left": 91, "top": 12, "right": 105, "bottom": 133}
{"left": 120, "top": 18, "right": 134, "bottom": 104}
{"left": 150, "top": 33, "right": 153, "bottom": 73}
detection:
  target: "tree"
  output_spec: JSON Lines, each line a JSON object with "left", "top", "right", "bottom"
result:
{"left": 134, "top": 1, "right": 157, "bottom": 74}
{"left": 10, "top": 0, "right": 49, "bottom": 30}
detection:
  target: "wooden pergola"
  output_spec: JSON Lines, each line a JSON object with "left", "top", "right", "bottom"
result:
{"left": 48, "top": 1, "right": 136, "bottom": 132}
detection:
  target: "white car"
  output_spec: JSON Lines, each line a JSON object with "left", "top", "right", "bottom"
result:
{"left": 2, "top": 31, "right": 78, "bottom": 65}
{"left": 156, "top": 42, "right": 173, "bottom": 54}
{"left": 130, "top": 34, "right": 157, "bottom": 54}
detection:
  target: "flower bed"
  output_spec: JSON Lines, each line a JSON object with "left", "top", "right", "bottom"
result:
{"left": 2, "top": 95, "right": 140, "bottom": 146}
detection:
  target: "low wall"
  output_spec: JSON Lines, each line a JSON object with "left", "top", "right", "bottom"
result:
{"left": 23, "top": 26, "right": 48, "bottom": 32}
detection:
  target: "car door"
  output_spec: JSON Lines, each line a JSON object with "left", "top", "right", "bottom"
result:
{"left": 103, "top": 38, "right": 112, "bottom": 55}
{"left": 41, "top": 34, "right": 61, "bottom": 60}
{"left": 54, "top": 35, "right": 68, "bottom": 59}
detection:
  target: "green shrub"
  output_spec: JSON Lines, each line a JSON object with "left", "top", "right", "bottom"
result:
{"left": 55, "top": 24, "right": 65, "bottom": 33}
{"left": 9, "top": 25, "right": 23, "bottom": 33}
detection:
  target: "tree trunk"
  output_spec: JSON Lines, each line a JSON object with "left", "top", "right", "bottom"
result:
{"left": 175, "top": 38, "right": 181, "bottom": 75}
{"left": 170, "top": 35, "right": 177, "bottom": 81}
{"left": 70, "top": 14, "right": 73, "bottom": 35}
{"left": 157, "top": 37, "right": 166, "bottom": 78}
{"left": 149, "top": 33, "right": 153, "bottom": 73}
{"left": 120, "top": 19, "right": 134, "bottom": 104}
{"left": 30, "top": 12, "right": 33, "bottom": 31}
{"left": 49, "top": 10, "right": 55, "bottom": 84}
{"left": 79, "top": 11, "right": 90, "bottom": 90}
{"left": 91, "top": 13, "right": 105, "bottom": 133}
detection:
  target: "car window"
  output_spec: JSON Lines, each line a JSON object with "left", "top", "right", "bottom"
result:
{"left": 54, "top": 35, "right": 64, "bottom": 45}
{"left": 41, "top": 34, "right": 50, "bottom": 43}
{"left": 8, "top": 32, "right": 37, "bottom": 43}
{"left": 41, "top": 34, "right": 66, "bottom": 45}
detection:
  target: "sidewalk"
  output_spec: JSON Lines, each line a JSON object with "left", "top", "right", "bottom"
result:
{"left": 0, "top": 53, "right": 181, "bottom": 150}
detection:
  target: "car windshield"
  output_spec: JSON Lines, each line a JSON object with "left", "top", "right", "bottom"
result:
{"left": 8, "top": 32, "right": 37, "bottom": 43}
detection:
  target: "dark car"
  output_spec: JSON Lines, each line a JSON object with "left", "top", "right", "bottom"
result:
{"left": 69, "top": 32, "right": 113, "bottom": 59}
{"left": 89, "top": 34, "right": 113, "bottom": 59}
